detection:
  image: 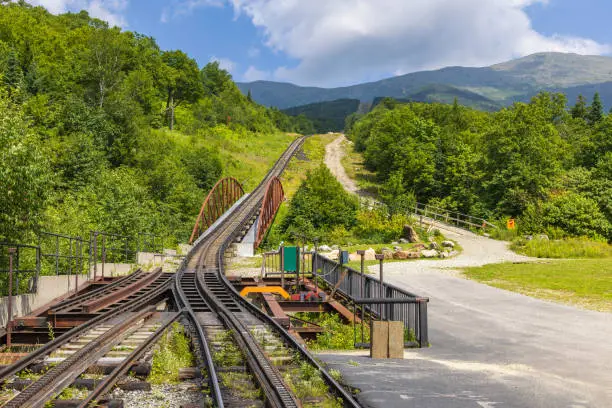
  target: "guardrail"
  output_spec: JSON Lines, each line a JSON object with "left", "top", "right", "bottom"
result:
{"left": 414, "top": 202, "right": 496, "bottom": 231}
{"left": 1, "top": 230, "right": 168, "bottom": 295}
{"left": 0, "top": 244, "right": 40, "bottom": 296}
{"left": 312, "top": 253, "right": 429, "bottom": 348}
{"left": 260, "top": 248, "right": 429, "bottom": 348}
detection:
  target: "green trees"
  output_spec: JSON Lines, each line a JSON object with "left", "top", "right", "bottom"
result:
{"left": 0, "top": 2, "right": 312, "bottom": 245}
{"left": 347, "top": 92, "right": 612, "bottom": 240}
{"left": 282, "top": 165, "right": 359, "bottom": 239}
{"left": 0, "top": 93, "right": 51, "bottom": 242}
{"left": 161, "top": 50, "right": 203, "bottom": 130}
{"left": 588, "top": 92, "right": 604, "bottom": 124}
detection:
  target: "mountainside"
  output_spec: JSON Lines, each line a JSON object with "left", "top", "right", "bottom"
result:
{"left": 238, "top": 52, "right": 612, "bottom": 110}
{"left": 281, "top": 99, "right": 360, "bottom": 132}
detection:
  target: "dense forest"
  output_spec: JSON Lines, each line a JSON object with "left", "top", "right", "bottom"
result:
{"left": 0, "top": 2, "right": 313, "bottom": 246}
{"left": 346, "top": 95, "right": 611, "bottom": 241}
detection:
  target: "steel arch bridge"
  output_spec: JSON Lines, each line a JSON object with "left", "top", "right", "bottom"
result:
{"left": 254, "top": 176, "right": 285, "bottom": 248}
{"left": 189, "top": 177, "right": 245, "bottom": 244}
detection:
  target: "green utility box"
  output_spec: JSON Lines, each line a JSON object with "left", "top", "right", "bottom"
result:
{"left": 283, "top": 246, "right": 300, "bottom": 272}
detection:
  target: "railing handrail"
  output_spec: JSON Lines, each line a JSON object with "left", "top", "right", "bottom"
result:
{"left": 414, "top": 201, "right": 497, "bottom": 230}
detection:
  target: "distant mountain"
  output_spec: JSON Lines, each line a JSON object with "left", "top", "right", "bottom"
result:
{"left": 281, "top": 99, "right": 360, "bottom": 132}
{"left": 237, "top": 52, "right": 612, "bottom": 110}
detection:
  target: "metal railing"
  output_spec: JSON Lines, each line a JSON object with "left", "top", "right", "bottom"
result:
{"left": 38, "top": 232, "right": 87, "bottom": 277}
{"left": 311, "top": 253, "right": 429, "bottom": 348}
{"left": 0, "top": 244, "right": 40, "bottom": 296}
{"left": 259, "top": 248, "right": 429, "bottom": 348}
{"left": 413, "top": 202, "right": 496, "bottom": 231}
{"left": 1, "top": 230, "right": 168, "bottom": 295}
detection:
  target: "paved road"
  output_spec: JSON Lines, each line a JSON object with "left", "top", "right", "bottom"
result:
{"left": 319, "top": 225, "right": 612, "bottom": 407}
{"left": 321, "top": 141, "right": 612, "bottom": 407}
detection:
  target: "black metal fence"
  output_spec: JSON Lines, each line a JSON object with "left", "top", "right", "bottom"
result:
{"left": 1, "top": 231, "right": 167, "bottom": 296}
{"left": 311, "top": 253, "right": 429, "bottom": 348}
{"left": 259, "top": 248, "right": 429, "bottom": 348}
{"left": 0, "top": 243, "right": 40, "bottom": 296}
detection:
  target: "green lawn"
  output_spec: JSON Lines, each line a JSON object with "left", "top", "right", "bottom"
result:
{"left": 462, "top": 259, "right": 612, "bottom": 312}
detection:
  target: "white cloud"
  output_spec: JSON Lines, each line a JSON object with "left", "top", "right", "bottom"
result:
{"left": 210, "top": 56, "right": 237, "bottom": 74}
{"left": 24, "top": 0, "right": 128, "bottom": 27}
{"left": 161, "top": 0, "right": 224, "bottom": 22}
{"left": 225, "top": 0, "right": 610, "bottom": 86}
{"left": 242, "top": 65, "right": 269, "bottom": 82}
{"left": 247, "top": 47, "right": 260, "bottom": 58}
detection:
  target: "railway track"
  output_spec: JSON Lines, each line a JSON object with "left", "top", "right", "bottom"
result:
{"left": 177, "top": 136, "right": 361, "bottom": 408}
{"left": 1, "top": 136, "right": 360, "bottom": 407}
{"left": 0, "top": 270, "right": 175, "bottom": 407}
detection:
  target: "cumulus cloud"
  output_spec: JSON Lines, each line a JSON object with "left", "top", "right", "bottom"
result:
{"left": 242, "top": 65, "right": 270, "bottom": 82}
{"left": 24, "top": 0, "right": 128, "bottom": 27}
{"left": 161, "top": 0, "right": 224, "bottom": 22}
{"left": 225, "top": 0, "right": 610, "bottom": 86}
{"left": 210, "top": 56, "right": 237, "bottom": 74}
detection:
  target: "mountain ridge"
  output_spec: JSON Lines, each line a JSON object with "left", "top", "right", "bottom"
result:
{"left": 237, "top": 52, "right": 612, "bottom": 110}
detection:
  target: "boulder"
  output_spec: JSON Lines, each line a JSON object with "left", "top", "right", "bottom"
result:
{"left": 318, "top": 245, "right": 332, "bottom": 252}
{"left": 407, "top": 251, "right": 421, "bottom": 259}
{"left": 331, "top": 245, "right": 339, "bottom": 250}
{"left": 413, "top": 243, "right": 426, "bottom": 250}
{"left": 429, "top": 242, "right": 440, "bottom": 250}
{"left": 399, "top": 238, "right": 409, "bottom": 244}
{"left": 442, "top": 241, "right": 455, "bottom": 248}
{"left": 401, "top": 225, "right": 420, "bottom": 243}
{"left": 349, "top": 252, "right": 361, "bottom": 262}
{"left": 364, "top": 248, "right": 377, "bottom": 261}
{"left": 393, "top": 251, "right": 409, "bottom": 260}
{"left": 382, "top": 250, "right": 394, "bottom": 260}
{"left": 328, "top": 250, "right": 339, "bottom": 260}
{"left": 393, "top": 246, "right": 402, "bottom": 251}
{"left": 439, "top": 251, "right": 450, "bottom": 258}
{"left": 391, "top": 241, "right": 399, "bottom": 245}
{"left": 421, "top": 249, "right": 439, "bottom": 258}
{"left": 538, "top": 234, "right": 550, "bottom": 241}
{"left": 524, "top": 235, "right": 534, "bottom": 241}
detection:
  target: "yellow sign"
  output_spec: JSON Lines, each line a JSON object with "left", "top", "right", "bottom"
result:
{"left": 507, "top": 219, "right": 516, "bottom": 230}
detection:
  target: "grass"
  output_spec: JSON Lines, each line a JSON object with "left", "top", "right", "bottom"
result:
{"left": 511, "top": 237, "right": 612, "bottom": 258}
{"left": 260, "top": 133, "right": 340, "bottom": 250}
{"left": 462, "top": 259, "right": 612, "bottom": 312}
{"left": 282, "top": 133, "right": 339, "bottom": 197}
{"left": 339, "top": 138, "right": 378, "bottom": 196}
{"left": 148, "top": 322, "right": 195, "bottom": 384}
{"left": 165, "top": 126, "right": 297, "bottom": 191}
{"left": 282, "top": 361, "right": 343, "bottom": 408}
{"left": 292, "top": 312, "right": 370, "bottom": 351}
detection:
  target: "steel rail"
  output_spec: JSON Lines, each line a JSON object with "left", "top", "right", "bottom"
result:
{"left": 173, "top": 268, "right": 224, "bottom": 408}
{"left": 49, "top": 269, "right": 144, "bottom": 312}
{"left": 77, "top": 311, "right": 183, "bottom": 407}
{"left": 0, "top": 270, "right": 173, "bottom": 383}
{"left": 3, "top": 307, "right": 157, "bottom": 408}
{"left": 183, "top": 136, "right": 361, "bottom": 407}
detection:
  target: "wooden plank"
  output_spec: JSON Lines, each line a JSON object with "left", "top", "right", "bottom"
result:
{"left": 388, "top": 321, "right": 404, "bottom": 359}
{"left": 370, "top": 321, "right": 388, "bottom": 359}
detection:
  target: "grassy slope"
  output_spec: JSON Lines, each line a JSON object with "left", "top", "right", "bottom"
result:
{"left": 167, "top": 127, "right": 296, "bottom": 191}
{"left": 258, "top": 133, "right": 338, "bottom": 249}
{"left": 462, "top": 260, "right": 612, "bottom": 312}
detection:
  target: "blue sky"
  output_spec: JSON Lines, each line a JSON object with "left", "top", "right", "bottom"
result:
{"left": 23, "top": 1, "right": 612, "bottom": 87}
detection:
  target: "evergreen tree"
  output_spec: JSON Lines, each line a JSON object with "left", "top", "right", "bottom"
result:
{"left": 4, "top": 49, "right": 23, "bottom": 97}
{"left": 571, "top": 95, "right": 587, "bottom": 119}
{"left": 247, "top": 89, "right": 253, "bottom": 102}
{"left": 587, "top": 92, "right": 604, "bottom": 124}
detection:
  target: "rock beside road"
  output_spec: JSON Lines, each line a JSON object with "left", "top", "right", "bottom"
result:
{"left": 421, "top": 249, "right": 439, "bottom": 258}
